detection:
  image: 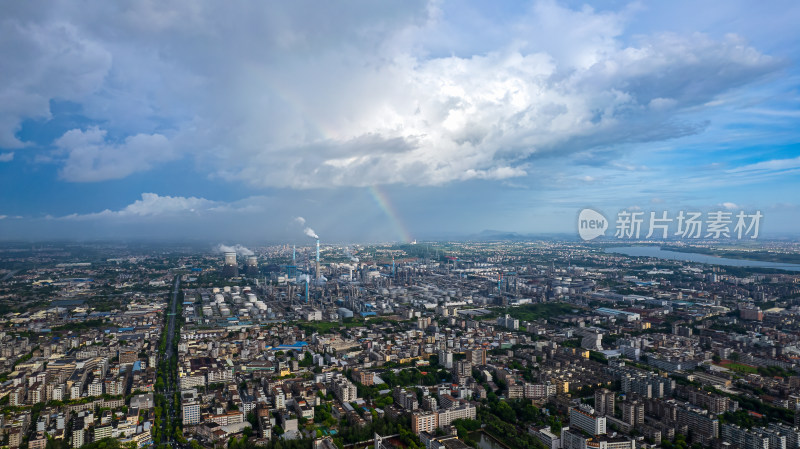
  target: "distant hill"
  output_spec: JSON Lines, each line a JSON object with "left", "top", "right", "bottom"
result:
{"left": 461, "top": 230, "right": 576, "bottom": 241}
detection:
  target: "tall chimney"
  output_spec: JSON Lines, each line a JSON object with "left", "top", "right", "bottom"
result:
{"left": 316, "top": 239, "right": 321, "bottom": 281}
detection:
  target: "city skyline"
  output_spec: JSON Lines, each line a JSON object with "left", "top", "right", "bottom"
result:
{"left": 1, "top": 1, "right": 800, "bottom": 242}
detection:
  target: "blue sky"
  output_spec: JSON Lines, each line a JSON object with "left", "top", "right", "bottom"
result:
{"left": 1, "top": 0, "right": 799, "bottom": 243}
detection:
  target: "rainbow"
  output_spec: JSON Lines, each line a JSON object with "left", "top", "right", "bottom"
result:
{"left": 265, "top": 83, "right": 412, "bottom": 243}
{"left": 368, "top": 185, "right": 413, "bottom": 243}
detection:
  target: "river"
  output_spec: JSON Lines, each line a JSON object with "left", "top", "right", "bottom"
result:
{"left": 605, "top": 246, "right": 800, "bottom": 272}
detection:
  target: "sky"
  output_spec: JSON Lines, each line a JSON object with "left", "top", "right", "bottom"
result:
{"left": 1, "top": 0, "right": 799, "bottom": 243}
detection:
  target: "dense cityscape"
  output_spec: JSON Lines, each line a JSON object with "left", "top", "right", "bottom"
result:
{"left": 3, "top": 2, "right": 800, "bottom": 449}
{"left": 1, "top": 240, "right": 800, "bottom": 449}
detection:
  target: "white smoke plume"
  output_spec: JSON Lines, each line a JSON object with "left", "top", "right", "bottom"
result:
{"left": 294, "top": 216, "right": 319, "bottom": 239}
{"left": 304, "top": 227, "right": 319, "bottom": 239}
{"left": 216, "top": 244, "right": 254, "bottom": 256}
{"left": 344, "top": 247, "right": 359, "bottom": 263}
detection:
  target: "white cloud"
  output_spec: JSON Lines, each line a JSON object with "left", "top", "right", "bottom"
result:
{"left": 62, "top": 193, "right": 224, "bottom": 220}
{"left": 0, "top": 1, "right": 783, "bottom": 188}
{"left": 54, "top": 127, "right": 176, "bottom": 182}
{"left": 728, "top": 156, "right": 800, "bottom": 173}
{"left": 720, "top": 202, "right": 739, "bottom": 210}
{"left": 0, "top": 152, "right": 13, "bottom": 162}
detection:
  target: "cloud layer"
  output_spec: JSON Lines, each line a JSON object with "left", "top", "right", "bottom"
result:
{"left": 0, "top": 1, "right": 782, "bottom": 188}
{"left": 55, "top": 127, "right": 174, "bottom": 181}
{"left": 61, "top": 193, "right": 231, "bottom": 220}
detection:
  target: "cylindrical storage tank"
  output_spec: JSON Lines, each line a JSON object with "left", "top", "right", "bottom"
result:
{"left": 224, "top": 252, "right": 237, "bottom": 266}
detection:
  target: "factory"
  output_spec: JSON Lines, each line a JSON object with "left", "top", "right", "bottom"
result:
{"left": 595, "top": 307, "right": 641, "bottom": 322}
{"left": 222, "top": 252, "right": 238, "bottom": 278}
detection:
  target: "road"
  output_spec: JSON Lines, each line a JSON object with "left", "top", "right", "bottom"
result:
{"left": 1, "top": 269, "right": 20, "bottom": 282}
{"left": 162, "top": 275, "right": 182, "bottom": 447}
{"left": 165, "top": 275, "right": 180, "bottom": 359}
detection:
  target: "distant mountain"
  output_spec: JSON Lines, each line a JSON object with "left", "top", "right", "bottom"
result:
{"left": 460, "top": 230, "right": 576, "bottom": 241}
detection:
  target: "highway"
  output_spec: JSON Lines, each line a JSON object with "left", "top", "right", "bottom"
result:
{"left": 161, "top": 275, "right": 183, "bottom": 447}
{"left": 166, "top": 275, "right": 180, "bottom": 359}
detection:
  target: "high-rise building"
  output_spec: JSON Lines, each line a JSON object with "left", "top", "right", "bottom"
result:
{"left": 595, "top": 388, "right": 615, "bottom": 416}
{"left": 677, "top": 405, "right": 719, "bottom": 445}
{"left": 497, "top": 314, "right": 519, "bottom": 330}
{"left": 411, "top": 411, "right": 438, "bottom": 434}
{"left": 620, "top": 372, "right": 674, "bottom": 398}
{"left": 71, "top": 428, "right": 85, "bottom": 449}
{"left": 333, "top": 377, "right": 358, "bottom": 403}
{"left": 525, "top": 382, "right": 556, "bottom": 399}
{"left": 621, "top": 400, "right": 644, "bottom": 427}
{"left": 437, "top": 404, "right": 477, "bottom": 427}
{"left": 722, "top": 424, "right": 773, "bottom": 449}
{"left": 739, "top": 304, "right": 763, "bottom": 321}
{"left": 569, "top": 405, "right": 606, "bottom": 436}
{"left": 353, "top": 370, "right": 375, "bottom": 386}
{"left": 183, "top": 402, "right": 200, "bottom": 425}
{"left": 454, "top": 360, "right": 472, "bottom": 382}
{"left": 466, "top": 348, "right": 486, "bottom": 366}
{"left": 438, "top": 351, "right": 453, "bottom": 369}
{"left": 393, "top": 387, "right": 419, "bottom": 411}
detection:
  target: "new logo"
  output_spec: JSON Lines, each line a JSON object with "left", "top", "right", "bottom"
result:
{"left": 578, "top": 208, "right": 608, "bottom": 241}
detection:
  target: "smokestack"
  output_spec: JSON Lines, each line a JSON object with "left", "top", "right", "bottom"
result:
{"left": 316, "top": 239, "right": 321, "bottom": 281}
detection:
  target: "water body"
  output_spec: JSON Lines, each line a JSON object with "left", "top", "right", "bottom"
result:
{"left": 605, "top": 246, "right": 800, "bottom": 272}
{"left": 470, "top": 431, "right": 507, "bottom": 449}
